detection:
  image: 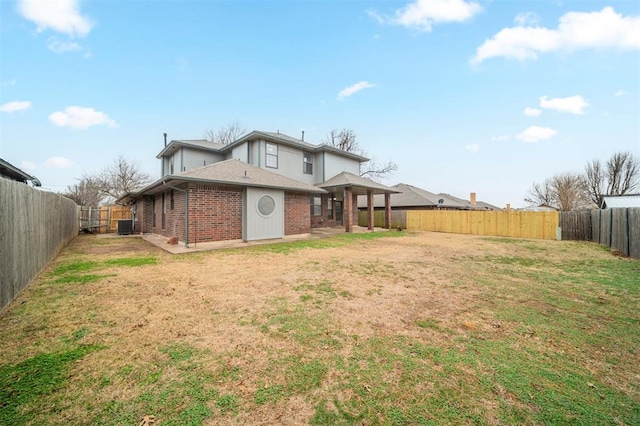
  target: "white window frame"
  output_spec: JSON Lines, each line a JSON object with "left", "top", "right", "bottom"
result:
{"left": 266, "top": 142, "right": 278, "bottom": 168}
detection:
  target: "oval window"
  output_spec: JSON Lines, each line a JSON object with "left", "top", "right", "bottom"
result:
{"left": 257, "top": 195, "right": 276, "bottom": 217}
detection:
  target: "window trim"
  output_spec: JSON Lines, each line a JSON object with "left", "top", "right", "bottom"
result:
{"left": 303, "top": 151, "right": 313, "bottom": 175}
{"left": 310, "top": 196, "right": 322, "bottom": 217}
{"left": 265, "top": 142, "right": 278, "bottom": 168}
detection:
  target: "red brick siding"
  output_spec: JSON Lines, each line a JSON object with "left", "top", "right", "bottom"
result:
{"left": 285, "top": 192, "right": 311, "bottom": 235}
{"left": 310, "top": 193, "right": 340, "bottom": 228}
{"left": 166, "top": 190, "right": 186, "bottom": 241}
{"left": 136, "top": 196, "right": 154, "bottom": 233}
{"left": 187, "top": 184, "right": 243, "bottom": 243}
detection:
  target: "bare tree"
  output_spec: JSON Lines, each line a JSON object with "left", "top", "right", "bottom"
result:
{"left": 525, "top": 172, "right": 590, "bottom": 211}
{"left": 585, "top": 159, "right": 606, "bottom": 206}
{"left": 323, "top": 128, "right": 360, "bottom": 152}
{"left": 204, "top": 121, "right": 246, "bottom": 145}
{"left": 96, "top": 156, "right": 153, "bottom": 202}
{"left": 585, "top": 151, "right": 639, "bottom": 206}
{"left": 61, "top": 176, "right": 103, "bottom": 207}
{"left": 322, "top": 128, "right": 398, "bottom": 180}
{"left": 359, "top": 156, "right": 399, "bottom": 180}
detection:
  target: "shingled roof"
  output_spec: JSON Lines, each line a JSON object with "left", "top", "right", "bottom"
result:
{"left": 117, "top": 159, "right": 325, "bottom": 204}
{"left": 317, "top": 172, "right": 399, "bottom": 195}
{"left": 357, "top": 183, "right": 502, "bottom": 210}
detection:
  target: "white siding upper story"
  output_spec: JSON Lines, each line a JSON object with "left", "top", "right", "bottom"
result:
{"left": 230, "top": 142, "right": 249, "bottom": 163}
{"left": 323, "top": 151, "right": 360, "bottom": 180}
{"left": 261, "top": 141, "right": 316, "bottom": 185}
{"left": 159, "top": 133, "right": 364, "bottom": 184}
{"left": 162, "top": 149, "right": 224, "bottom": 176}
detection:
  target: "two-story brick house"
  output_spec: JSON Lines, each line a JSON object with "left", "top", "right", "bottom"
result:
{"left": 117, "top": 131, "right": 396, "bottom": 246}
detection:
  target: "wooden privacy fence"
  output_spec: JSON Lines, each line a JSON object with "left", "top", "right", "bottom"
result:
{"left": 406, "top": 210, "right": 559, "bottom": 240}
{"left": 558, "top": 210, "right": 592, "bottom": 240}
{"left": 560, "top": 209, "right": 640, "bottom": 259}
{"left": 357, "top": 210, "right": 406, "bottom": 229}
{"left": 358, "top": 209, "right": 559, "bottom": 240}
{"left": 79, "top": 206, "right": 132, "bottom": 233}
{"left": 1, "top": 179, "right": 78, "bottom": 313}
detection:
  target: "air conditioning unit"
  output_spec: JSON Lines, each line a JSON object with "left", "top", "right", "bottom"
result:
{"left": 117, "top": 219, "right": 133, "bottom": 235}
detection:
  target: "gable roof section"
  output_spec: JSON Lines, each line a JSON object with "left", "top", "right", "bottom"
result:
{"left": 0, "top": 158, "right": 41, "bottom": 186}
{"left": 156, "top": 139, "right": 226, "bottom": 158}
{"left": 156, "top": 131, "right": 370, "bottom": 162}
{"left": 118, "top": 159, "right": 325, "bottom": 203}
{"left": 317, "top": 172, "right": 399, "bottom": 195}
{"left": 224, "top": 131, "right": 370, "bottom": 162}
{"left": 601, "top": 194, "right": 640, "bottom": 208}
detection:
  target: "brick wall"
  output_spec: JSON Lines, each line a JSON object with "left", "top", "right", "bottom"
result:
{"left": 139, "top": 185, "right": 319, "bottom": 243}
{"left": 310, "top": 193, "right": 340, "bottom": 228}
{"left": 187, "top": 184, "right": 242, "bottom": 243}
{"left": 285, "top": 192, "right": 311, "bottom": 235}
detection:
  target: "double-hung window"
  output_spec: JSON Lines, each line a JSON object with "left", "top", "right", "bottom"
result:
{"left": 303, "top": 152, "right": 313, "bottom": 174}
{"left": 311, "top": 196, "right": 322, "bottom": 216}
{"left": 266, "top": 142, "right": 278, "bottom": 168}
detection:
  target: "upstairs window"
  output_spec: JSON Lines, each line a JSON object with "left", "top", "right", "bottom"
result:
{"left": 303, "top": 152, "right": 313, "bottom": 174}
{"left": 266, "top": 142, "right": 278, "bottom": 168}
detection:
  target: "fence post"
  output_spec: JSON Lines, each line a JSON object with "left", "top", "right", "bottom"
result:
{"left": 625, "top": 208, "right": 630, "bottom": 256}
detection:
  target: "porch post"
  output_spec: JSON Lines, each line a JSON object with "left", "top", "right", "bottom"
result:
{"left": 367, "top": 190, "right": 374, "bottom": 230}
{"left": 384, "top": 193, "right": 391, "bottom": 229}
{"left": 344, "top": 187, "right": 353, "bottom": 233}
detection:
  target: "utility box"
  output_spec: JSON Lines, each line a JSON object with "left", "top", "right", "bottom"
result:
{"left": 117, "top": 219, "right": 133, "bottom": 235}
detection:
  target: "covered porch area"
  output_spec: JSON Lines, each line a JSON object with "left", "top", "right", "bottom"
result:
{"left": 317, "top": 172, "right": 399, "bottom": 233}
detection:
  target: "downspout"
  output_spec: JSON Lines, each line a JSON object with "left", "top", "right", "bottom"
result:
{"left": 162, "top": 180, "right": 189, "bottom": 248}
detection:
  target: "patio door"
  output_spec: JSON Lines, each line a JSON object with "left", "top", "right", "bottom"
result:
{"left": 335, "top": 201, "right": 343, "bottom": 225}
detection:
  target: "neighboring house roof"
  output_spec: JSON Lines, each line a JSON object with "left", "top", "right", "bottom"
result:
{"left": 157, "top": 130, "right": 370, "bottom": 163}
{"left": 430, "top": 192, "right": 476, "bottom": 210}
{"left": 521, "top": 204, "right": 559, "bottom": 212}
{"left": 317, "top": 172, "right": 399, "bottom": 195}
{"left": 356, "top": 183, "right": 502, "bottom": 210}
{"left": 156, "top": 139, "right": 226, "bottom": 159}
{"left": 0, "top": 158, "right": 41, "bottom": 186}
{"left": 117, "top": 159, "right": 325, "bottom": 203}
{"left": 601, "top": 194, "right": 640, "bottom": 208}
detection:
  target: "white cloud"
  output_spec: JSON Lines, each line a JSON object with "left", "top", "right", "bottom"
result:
{"left": 369, "top": 0, "right": 482, "bottom": 32}
{"left": 539, "top": 95, "right": 589, "bottom": 115}
{"left": 337, "top": 81, "right": 376, "bottom": 101}
{"left": 49, "top": 106, "right": 117, "bottom": 129}
{"left": 44, "top": 157, "right": 74, "bottom": 168}
{"left": 514, "top": 12, "right": 539, "bottom": 26}
{"left": 47, "top": 37, "right": 83, "bottom": 53}
{"left": 2, "top": 79, "right": 17, "bottom": 87}
{"left": 516, "top": 126, "right": 557, "bottom": 143}
{"left": 614, "top": 89, "right": 628, "bottom": 96}
{"left": 465, "top": 143, "right": 480, "bottom": 152}
{"left": 491, "top": 134, "right": 510, "bottom": 141}
{"left": 524, "top": 107, "right": 542, "bottom": 117}
{"left": 0, "top": 100, "right": 31, "bottom": 113}
{"left": 18, "top": 0, "right": 93, "bottom": 37}
{"left": 21, "top": 161, "right": 37, "bottom": 170}
{"left": 472, "top": 7, "right": 640, "bottom": 64}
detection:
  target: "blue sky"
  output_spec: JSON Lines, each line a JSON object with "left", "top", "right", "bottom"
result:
{"left": 1, "top": 0, "right": 638, "bottom": 208}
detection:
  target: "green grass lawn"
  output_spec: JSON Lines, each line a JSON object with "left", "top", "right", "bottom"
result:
{"left": 0, "top": 233, "right": 638, "bottom": 425}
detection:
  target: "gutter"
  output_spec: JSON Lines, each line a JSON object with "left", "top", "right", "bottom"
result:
{"left": 162, "top": 180, "right": 189, "bottom": 248}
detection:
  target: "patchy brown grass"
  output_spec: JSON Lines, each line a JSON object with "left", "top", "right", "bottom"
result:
{"left": 1, "top": 232, "right": 638, "bottom": 425}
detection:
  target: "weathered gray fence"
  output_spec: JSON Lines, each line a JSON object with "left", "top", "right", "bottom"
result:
{"left": 561, "top": 208, "right": 640, "bottom": 259}
{"left": 1, "top": 179, "right": 78, "bottom": 313}
{"left": 559, "top": 210, "right": 591, "bottom": 240}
